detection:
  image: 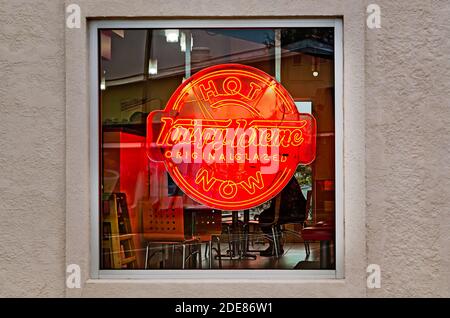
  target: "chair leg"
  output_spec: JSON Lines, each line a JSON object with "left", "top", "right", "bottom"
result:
{"left": 182, "top": 244, "right": 186, "bottom": 269}
{"left": 272, "top": 225, "right": 279, "bottom": 257}
{"left": 304, "top": 241, "right": 310, "bottom": 257}
{"left": 172, "top": 244, "right": 176, "bottom": 268}
{"left": 145, "top": 242, "right": 149, "bottom": 270}
{"left": 216, "top": 236, "right": 222, "bottom": 269}
{"left": 227, "top": 226, "right": 233, "bottom": 259}
{"left": 209, "top": 240, "right": 213, "bottom": 269}
{"left": 198, "top": 243, "right": 202, "bottom": 269}
{"left": 244, "top": 224, "right": 249, "bottom": 254}
{"left": 161, "top": 244, "right": 166, "bottom": 268}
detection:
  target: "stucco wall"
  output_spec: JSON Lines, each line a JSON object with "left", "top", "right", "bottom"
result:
{"left": 0, "top": 0, "right": 449, "bottom": 297}
{"left": 0, "top": 0, "right": 66, "bottom": 297}
{"left": 365, "top": 0, "right": 450, "bottom": 297}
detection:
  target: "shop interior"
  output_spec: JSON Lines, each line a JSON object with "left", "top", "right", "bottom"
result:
{"left": 99, "top": 28, "right": 336, "bottom": 270}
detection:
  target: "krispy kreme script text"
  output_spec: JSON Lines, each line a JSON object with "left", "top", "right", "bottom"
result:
{"left": 155, "top": 117, "right": 308, "bottom": 173}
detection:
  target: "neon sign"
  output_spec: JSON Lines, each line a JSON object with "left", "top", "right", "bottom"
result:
{"left": 147, "top": 64, "right": 316, "bottom": 210}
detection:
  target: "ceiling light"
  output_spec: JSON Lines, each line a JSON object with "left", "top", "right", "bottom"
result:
{"left": 180, "top": 32, "right": 193, "bottom": 52}
{"left": 100, "top": 70, "right": 106, "bottom": 90}
{"left": 311, "top": 56, "right": 320, "bottom": 77}
{"left": 165, "top": 29, "right": 179, "bottom": 43}
{"left": 148, "top": 59, "right": 158, "bottom": 75}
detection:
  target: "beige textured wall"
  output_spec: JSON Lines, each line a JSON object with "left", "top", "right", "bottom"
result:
{"left": 0, "top": 0, "right": 449, "bottom": 297}
{"left": 0, "top": 0, "right": 66, "bottom": 296}
{"left": 365, "top": 0, "right": 450, "bottom": 297}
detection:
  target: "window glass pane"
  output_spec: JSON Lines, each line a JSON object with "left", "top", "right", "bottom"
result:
{"left": 99, "top": 27, "right": 335, "bottom": 270}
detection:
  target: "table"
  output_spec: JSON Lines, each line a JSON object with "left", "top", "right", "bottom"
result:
{"left": 219, "top": 210, "right": 257, "bottom": 260}
{"left": 184, "top": 201, "right": 259, "bottom": 260}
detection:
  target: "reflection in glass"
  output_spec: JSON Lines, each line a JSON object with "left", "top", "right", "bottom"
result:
{"left": 99, "top": 27, "right": 335, "bottom": 270}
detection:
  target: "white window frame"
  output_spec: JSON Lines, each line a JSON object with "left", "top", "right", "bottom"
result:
{"left": 89, "top": 18, "right": 344, "bottom": 280}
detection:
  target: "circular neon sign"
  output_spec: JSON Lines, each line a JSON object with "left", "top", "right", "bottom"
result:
{"left": 146, "top": 64, "right": 316, "bottom": 211}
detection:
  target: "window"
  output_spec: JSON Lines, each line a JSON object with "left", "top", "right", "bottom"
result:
{"left": 92, "top": 20, "right": 343, "bottom": 277}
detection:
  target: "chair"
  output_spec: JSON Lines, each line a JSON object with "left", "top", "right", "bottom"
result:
{"left": 301, "top": 189, "right": 335, "bottom": 268}
{"left": 282, "top": 190, "right": 313, "bottom": 255}
{"left": 277, "top": 191, "right": 335, "bottom": 268}
{"left": 140, "top": 196, "right": 201, "bottom": 269}
{"left": 257, "top": 195, "right": 283, "bottom": 257}
{"left": 258, "top": 191, "right": 312, "bottom": 258}
{"left": 192, "top": 209, "right": 223, "bottom": 268}
{"left": 301, "top": 221, "right": 335, "bottom": 269}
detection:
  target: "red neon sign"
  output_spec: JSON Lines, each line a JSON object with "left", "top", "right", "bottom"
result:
{"left": 147, "top": 64, "right": 316, "bottom": 210}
